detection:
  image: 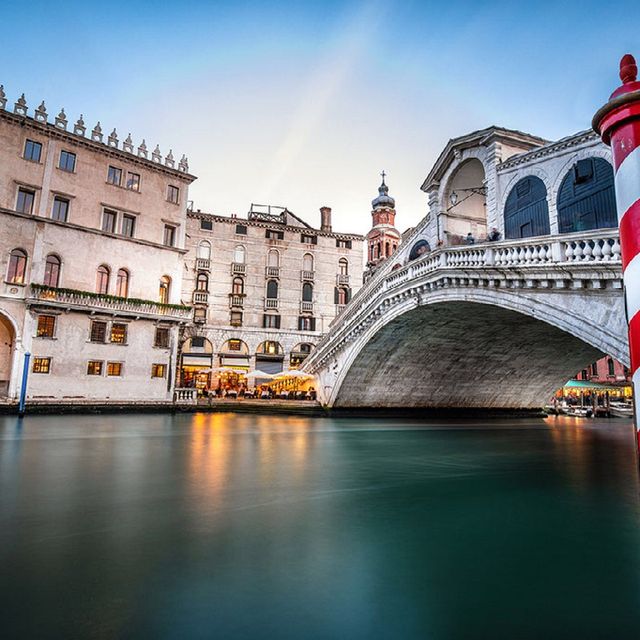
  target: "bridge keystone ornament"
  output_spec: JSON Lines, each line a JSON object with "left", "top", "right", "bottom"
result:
{"left": 593, "top": 53, "right": 640, "bottom": 447}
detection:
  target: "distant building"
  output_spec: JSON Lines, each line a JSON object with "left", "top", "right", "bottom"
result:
{"left": 0, "top": 89, "right": 195, "bottom": 402}
{"left": 365, "top": 172, "right": 401, "bottom": 280}
{"left": 574, "top": 356, "right": 630, "bottom": 386}
{"left": 179, "top": 204, "right": 364, "bottom": 393}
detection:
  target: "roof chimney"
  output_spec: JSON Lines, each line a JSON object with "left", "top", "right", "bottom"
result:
{"left": 320, "top": 206, "right": 332, "bottom": 232}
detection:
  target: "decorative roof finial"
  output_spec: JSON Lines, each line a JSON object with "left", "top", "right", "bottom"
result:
{"left": 91, "top": 121, "right": 103, "bottom": 142}
{"left": 14, "top": 93, "right": 27, "bottom": 116}
{"left": 0, "top": 85, "right": 6, "bottom": 110}
{"left": 179, "top": 154, "right": 189, "bottom": 172}
{"left": 152, "top": 144, "right": 161, "bottom": 163}
{"left": 123, "top": 133, "right": 133, "bottom": 153}
{"left": 620, "top": 53, "right": 638, "bottom": 84}
{"left": 380, "top": 169, "right": 386, "bottom": 185}
{"left": 108, "top": 128, "right": 118, "bottom": 148}
{"left": 138, "top": 139, "right": 148, "bottom": 158}
{"left": 74, "top": 114, "right": 86, "bottom": 136}
{"left": 35, "top": 100, "right": 48, "bottom": 122}
{"left": 55, "top": 108, "right": 68, "bottom": 130}
{"left": 165, "top": 149, "right": 175, "bottom": 168}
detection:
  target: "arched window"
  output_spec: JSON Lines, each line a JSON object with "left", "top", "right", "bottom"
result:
{"left": 44, "top": 254, "right": 61, "bottom": 288}
{"left": 409, "top": 240, "right": 431, "bottom": 261}
{"left": 115, "top": 269, "right": 129, "bottom": 298}
{"left": 267, "top": 249, "right": 279, "bottom": 268}
{"left": 196, "top": 272, "right": 208, "bottom": 291}
{"left": 159, "top": 275, "right": 171, "bottom": 304}
{"left": 303, "top": 253, "right": 314, "bottom": 272}
{"left": 234, "top": 245, "right": 246, "bottom": 264}
{"left": 334, "top": 287, "right": 351, "bottom": 305}
{"left": 557, "top": 158, "right": 617, "bottom": 233}
{"left": 302, "top": 282, "right": 313, "bottom": 302}
{"left": 338, "top": 258, "right": 348, "bottom": 275}
{"left": 266, "top": 279, "right": 278, "bottom": 299}
{"left": 7, "top": 249, "right": 27, "bottom": 284}
{"left": 197, "top": 240, "right": 211, "bottom": 260}
{"left": 96, "top": 265, "right": 110, "bottom": 294}
{"left": 385, "top": 241, "right": 390, "bottom": 257}
{"left": 232, "top": 277, "right": 244, "bottom": 295}
{"left": 504, "top": 176, "right": 550, "bottom": 239}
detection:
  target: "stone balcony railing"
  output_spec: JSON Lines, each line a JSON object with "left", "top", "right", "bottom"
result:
{"left": 301, "top": 270, "right": 315, "bottom": 282}
{"left": 174, "top": 388, "right": 197, "bottom": 404}
{"left": 300, "top": 301, "right": 314, "bottom": 313}
{"left": 231, "top": 263, "right": 246, "bottom": 275}
{"left": 193, "top": 290, "right": 208, "bottom": 304}
{"left": 265, "top": 298, "right": 278, "bottom": 310}
{"left": 195, "top": 258, "right": 211, "bottom": 271}
{"left": 28, "top": 284, "right": 192, "bottom": 321}
{"left": 229, "top": 294, "right": 244, "bottom": 308}
{"left": 265, "top": 266, "right": 280, "bottom": 278}
{"left": 336, "top": 273, "right": 350, "bottom": 285}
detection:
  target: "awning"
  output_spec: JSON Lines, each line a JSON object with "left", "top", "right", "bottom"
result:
{"left": 182, "top": 354, "right": 213, "bottom": 367}
{"left": 563, "top": 379, "right": 632, "bottom": 391}
{"left": 221, "top": 356, "right": 250, "bottom": 367}
{"left": 255, "top": 358, "right": 284, "bottom": 375}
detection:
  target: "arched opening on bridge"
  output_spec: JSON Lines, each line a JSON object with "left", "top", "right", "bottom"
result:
{"left": 557, "top": 158, "right": 617, "bottom": 233}
{"left": 444, "top": 159, "right": 487, "bottom": 244}
{"left": 504, "top": 176, "right": 550, "bottom": 239}
{"left": 0, "top": 311, "right": 16, "bottom": 397}
{"left": 409, "top": 239, "right": 431, "bottom": 261}
{"left": 180, "top": 336, "right": 214, "bottom": 394}
{"left": 334, "top": 301, "right": 605, "bottom": 409}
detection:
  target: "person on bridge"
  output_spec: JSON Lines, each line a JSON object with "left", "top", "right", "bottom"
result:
{"left": 465, "top": 232, "right": 475, "bottom": 245}
{"left": 487, "top": 227, "right": 501, "bottom": 242}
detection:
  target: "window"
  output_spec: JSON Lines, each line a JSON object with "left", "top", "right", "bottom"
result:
{"left": 230, "top": 311, "right": 243, "bottom": 327}
{"left": 234, "top": 245, "right": 246, "bottom": 263}
{"left": 115, "top": 269, "right": 129, "bottom": 297}
{"left": 335, "top": 287, "right": 351, "bottom": 305}
{"left": 191, "top": 336, "right": 205, "bottom": 349}
{"left": 59, "top": 150, "right": 76, "bottom": 172}
{"left": 581, "top": 369, "right": 588, "bottom": 380}
{"left": 36, "top": 315, "right": 56, "bottom": 338}
{"left": 263, "top": 314, "right": 281, "bottom": 329}
{"left": 608, "top": 358, "right": 615, "bottom": 376}
{"left": 591, "top": 362, "right": 598, "bottom": 376}
{"left": 159, "top": 276, "right": 171, "bottom": 304}
{"left": 24, "top": 139, "right": 42, "bottom": 162}
{"left": 110, "top": 323, "right": 127, "bottom": 344}
{"left": 266, "top": 229, "right": 284, "bottom": 240}
{"left": 154, "top": 327, "right": 170, "bottom": 348}
{"left": 163, "top": 225, "right": 176, "bottom": 247}
{"left": 197, "top": 241, "right": 211, "bottom": 260}
{"left": 339, "top": 258, "right": 349, "bottom": 275}
{"left": 228, "top": 339, "right": 242, "bottom": 351}
{"left": 302, "top": 282, "right": 313, "bottom": 302}
{"left": 303, "top": 253, "right": 314, "bottom": 272}
{"left": 7, "top": 249, "right": 28, "bottom": 284}
{"left": 44, "top": 254, "right": 61, "bottom": 287}
{"left": 16, "top": 188, "right": 35, "bottom": 214}
{"left": 102, "top": 209, "right": 117, "bottom": 233}
{"left": 167, "top": 185, "right": 180, "bottom": 204}
{"left": 194, "top": 307, "right": 207, "bottom": 323}
{"left": 96, "top": 265, "right": 110, "bottom": 294}
{"left": 52, "top": 196, "right": 69, "bottom": 222}
{"left": 232, "top": 277, "right": 244, "bottom": 295}
{"left": 107, "top": 166, "right": 122, "bottom": 186}
{"left": 126, "top": 172, "right": 140, "bottom": 191}
{"left": 298, "top": 316, "right": 316, "bottom": 331}
{"left": 336, "top": 239, "right": 352, "bottom": 249}
{"left": 151, "top": 364, "right": 166, "bottom": 378}
{"left": 121, "top": 214, "right": 136, "bottom": 238}
{"left": 90, "top": 320, "right": 107, "bottom": 343}
{"left": 301, "top": 234, "right": 317, "bottom": 244}
{"left": 32, "top": 357, "right": 51, "bottom": 374}
{"left": 87, "top": 360, "right": 103, "bottom": 376}
{"left": 266, "top": 280, "right": 278, "bottom": 299}
{"left": 235, "top": 224, "right": 247, "bottom": 235}
{"left": 200, "top": 219, "right": 213, "bottom": 230}
{"left": 267, "top": 249, "right": 280, "bottom": 268}
{"left": 107, "top": 362, "right": 123, "bottom": 377}
{"left": 196, "top": 273, "right": 208, "bottom": 291}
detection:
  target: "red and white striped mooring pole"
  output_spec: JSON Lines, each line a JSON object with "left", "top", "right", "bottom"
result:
{"left": 593, "top": 54, "right": 640, "bottom": 448}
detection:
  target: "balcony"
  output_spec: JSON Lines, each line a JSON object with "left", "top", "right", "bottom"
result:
{"left": 229, "top": 294, "right": 244, "bottom": 308}
{"left": 336, "top": 273, "right": 350, "bottom": 285}
{"left": 265, "top": 266, "right": 280, "bottom": 278}
{"left": 231, "top": 263, "right": 246, "bottom": 275}
{"left": 300, "top": 301, "right": 314, "bottom": 313}
{"left": 335, "top": 304, "right": 346, "bottom": 315}
{"left": 265, "top": 298, "right": 278, "bottom": 310}
{"left": 301, "top": 270, "right": 315, "bottom": 282}
{"left": 193, "top": 290, "right": 208, "bottom": 304}
{"left": 28, "top": 284, "right": 192, "bottom": 321}
{"left": 196, "top": 258, "right": 211, "bottom": 271}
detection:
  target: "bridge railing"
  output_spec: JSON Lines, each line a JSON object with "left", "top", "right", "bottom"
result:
{"left": 311, "top": 229, "right": 621, "bottom": 365}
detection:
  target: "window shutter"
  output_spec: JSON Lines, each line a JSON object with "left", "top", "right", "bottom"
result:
{"left": 310, "top": 318, "right": 316, "bottom": 331}
{"left": 334, "top": 287, "right": 339, "bottom": 304}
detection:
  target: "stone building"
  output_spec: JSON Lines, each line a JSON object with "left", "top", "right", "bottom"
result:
{"left": 179, "top": 204, "right": 364, "bottom": 392}
{"left": 0, "top": 87, "right": 195, "bottom": 402}
{"left": 365, "top": 172, "right": 402, "bottom": 280}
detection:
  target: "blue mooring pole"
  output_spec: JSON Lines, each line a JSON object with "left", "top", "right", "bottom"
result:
{"left": 18, "top": 352, "right": 31, "bottom": 417}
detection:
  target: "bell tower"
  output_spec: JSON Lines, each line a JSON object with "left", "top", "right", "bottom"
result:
{"left": 366, "top": 171, "right": 401, "bottom": 270}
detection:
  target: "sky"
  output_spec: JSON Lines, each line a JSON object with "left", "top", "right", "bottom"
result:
{"left": 2, "top": 0, "right": 639, "bottom": 235}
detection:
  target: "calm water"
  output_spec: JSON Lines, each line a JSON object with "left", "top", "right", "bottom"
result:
{"left": 1, "top": 413, "right": 640, "bottom": 639}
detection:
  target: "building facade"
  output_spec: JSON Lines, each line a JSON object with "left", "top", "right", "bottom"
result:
{"left": 0, "top": 88, "right": 195, "bottom": 402}
{"left": 179, "top": 205, "right": 364, "bottom": 393}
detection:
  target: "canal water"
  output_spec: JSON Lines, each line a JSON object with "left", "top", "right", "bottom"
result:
{"left": 1, "top": 414, "right": 640, "bottom": 639}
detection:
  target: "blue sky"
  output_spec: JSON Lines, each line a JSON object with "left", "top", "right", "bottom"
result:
{"left": 3, "top": 0, "right": 638, "bottom": 233}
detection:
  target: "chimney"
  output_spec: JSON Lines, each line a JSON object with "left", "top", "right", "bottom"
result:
{"left": 320, "top": 206, "right": 332, "bottom": 232}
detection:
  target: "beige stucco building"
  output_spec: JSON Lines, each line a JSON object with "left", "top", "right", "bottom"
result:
{"left": 0, "top": 89, "right": 195, "bottom": 402}
{"left": 179, "top": 205, "right": 364, "bottom": 392}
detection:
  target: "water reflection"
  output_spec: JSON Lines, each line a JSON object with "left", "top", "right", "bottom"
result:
{"left": 1, "top": 414, "right": 639, "bottom": 639}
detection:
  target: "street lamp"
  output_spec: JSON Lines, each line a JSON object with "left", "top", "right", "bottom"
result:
{"left": 448, "top": 186, "right": 487, "bottom": 209}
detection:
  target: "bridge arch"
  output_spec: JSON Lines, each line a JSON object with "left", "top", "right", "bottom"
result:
{"left": 323, "top": 288, "right": 626, "bottom": 409}
{"left": 504, "top": 176, "right": 551, "bottom": 239}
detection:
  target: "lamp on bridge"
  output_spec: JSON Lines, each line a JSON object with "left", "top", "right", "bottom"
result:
{"left": 448, "top": 186, "right": 487, "bottom": 209}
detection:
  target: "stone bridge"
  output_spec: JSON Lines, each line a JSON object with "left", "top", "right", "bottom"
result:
{"left": 302, "top": 230, "right": 626, "bottom": 409}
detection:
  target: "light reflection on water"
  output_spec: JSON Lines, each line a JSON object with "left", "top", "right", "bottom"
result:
{"left": 1, "top": 413, "right": 640, "bottom": 639}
